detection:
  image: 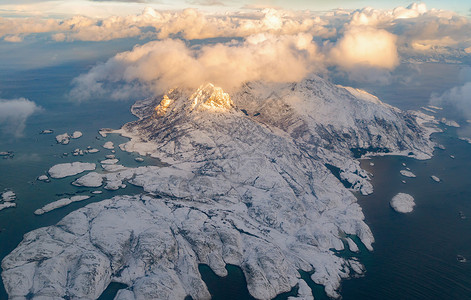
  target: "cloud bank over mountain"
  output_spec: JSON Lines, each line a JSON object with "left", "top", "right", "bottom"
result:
{"left": 1, "top": 3, "right": 470, "bottom": 100}
{"left": 70, "top": 33, "right": 323, "bottom": 100}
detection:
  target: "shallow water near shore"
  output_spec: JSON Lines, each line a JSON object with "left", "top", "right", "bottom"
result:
{"left": 1, "top": 62, "right": 471, "bottom": 299}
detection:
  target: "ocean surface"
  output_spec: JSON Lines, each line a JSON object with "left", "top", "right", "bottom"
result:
{"left": 0, "top": 61, "right": 470, "bottom": 300}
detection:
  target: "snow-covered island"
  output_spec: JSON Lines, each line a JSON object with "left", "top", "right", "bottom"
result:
{"left": 103, "top": 141, "right": 114, "bottom": 149}
{"left": 56, "top": 131, "right": 82, "bottom": 144}
{"left": 72, "top": 148, "right": 84, "bottom": 156}
{"left": 0, "top": 191, "right": 16, "bottom": 211}
{"left": 34, "top": 195, "right": 90, "bottom": 215}
{"left": 48, "top": 162, "right": 96, "bottom": 179}
{"left": 400, "top": 170, "right": 417, "bottom": 178}
{"left": 37, "top": 175, "right": 49, "bottom": 181}
{"left": 0, "top": 202, "right": 16, "bottom": 212}
{"left": 459, "top": 137, "right": 471, "bottom": 144}
{"left": 87, "top": 147, "right": 100, "bottom": 153}
{"left": 390, "top": 193, "right": 415, "bottom": 213}
{"left": 72, "top": 172, "right": 103, "bottom": 187}
{"left": 1, "top": 191, "right": 15, "bottom": 202}
{"left": 1, "top": 76, "right": 436, "bottom": 299}
{"left": 55, "top": 133, "right": 70, "bottom": 145}
{"left": 71, "top": 131, "right": 83, "bottom": 139}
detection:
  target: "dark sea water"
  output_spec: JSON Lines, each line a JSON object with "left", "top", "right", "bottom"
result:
{"left": 0, "top": 61, "right": 470, "bottom": 300}
{"left": 341, "top": 129, "right": 471, "bottom": 300}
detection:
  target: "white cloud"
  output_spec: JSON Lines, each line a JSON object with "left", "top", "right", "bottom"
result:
{"left": 0, "top": 98, "right": 42, "bottom": 137}
{"left": 1, "top": 3, "right": 469, "bottom": 93}
{"left": 430, "top": 81, "right": 471, "bottom": 120}
{"left": 329, "top": 25, "right": 399, "bottom": 70}
{"left": 336, "top": 3, "right": 471, "bottom": 60}
{"left": 0, "top": 8, "right": 330, "bottom": 42}
{"left": 3, "top": 35, "right": 23, "bottom": 42}
{"left": 70, "top": 33, "right": 323, "bottom": 100}
{"left": 67, "top": 3, "right": 471, "bottom": 98}
{"left": 348, "top": 3, "right": 427, "bottom": 27}
{"left": 0, "top": 3, "right": 469, "bottom": 61}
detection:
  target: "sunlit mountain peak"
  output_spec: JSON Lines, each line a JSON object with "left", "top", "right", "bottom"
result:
{"left": 190, "top": 83, "right": 233, "bottom": 111}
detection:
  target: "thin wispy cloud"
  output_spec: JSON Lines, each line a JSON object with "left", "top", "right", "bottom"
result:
{"left": 0, "top": 97, "right": 42, "bottom": 137}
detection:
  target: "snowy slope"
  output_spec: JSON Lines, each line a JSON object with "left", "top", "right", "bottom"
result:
{"left": 232, "top": 75, "right": 433, "bottom": 160}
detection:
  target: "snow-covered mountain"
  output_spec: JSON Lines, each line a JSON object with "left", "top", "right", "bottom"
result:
{"left": 2, "top": 75, "right": 435, "bottom": 300}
